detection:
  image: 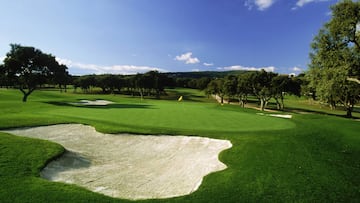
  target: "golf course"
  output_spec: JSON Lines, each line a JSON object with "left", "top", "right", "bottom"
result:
{"left": 2, "top": 0, "right": 360, "bottom": 202}
{"left": 0, "top": 87, "right": 359, "bottom": 202}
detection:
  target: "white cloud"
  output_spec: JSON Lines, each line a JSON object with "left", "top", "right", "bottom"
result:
{"left": 293, "top": 0, "right": 330, "bottom": 9}
{"left": 56, "top": 57, "right": 166, "bottom": 75}
{"left": 203, "top": 62, "right": 214, "bottom": 66}
{"left": 174, "top": 52, "right": 200, "bottom": 64}
{"left": 292, "top": 66, "right": 303, "bottom": 72}
{"left": 221, "top": 65, "right": 276, "bottom": 72}
{"left": 0, "top": 56, "right": 5, "bottom": 62}
{"left": 191, "top": 69, "right": 200, "bottom": 72}
{"left": 245, "top": 0, "right": 275, "bottom": 11}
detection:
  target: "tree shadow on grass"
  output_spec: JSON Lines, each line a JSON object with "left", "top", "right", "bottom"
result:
{"left": 162, "top": 90, "right": 207, "bottom": 102}
{"left": 44, "top": 101, "right": 155, "bottom": 109}
{"left": 283, "top": 106, "right": 359, "bottom": 119}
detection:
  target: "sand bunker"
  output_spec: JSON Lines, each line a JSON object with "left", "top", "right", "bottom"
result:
{"left": 71, "top": 100, "right": 114, "bottom": 106}
{"left": 269, "top": 114, "right": 292, "bottom": 119}
{"left": 257, "top": 113, "right": 292, "bottom": 119}
{"left": 2, "top": 124, "right": 232, "bottom": 200}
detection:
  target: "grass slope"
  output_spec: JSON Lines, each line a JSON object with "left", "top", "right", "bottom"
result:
{"left": 0, "top": 88, "right": 359, "bottom": 202}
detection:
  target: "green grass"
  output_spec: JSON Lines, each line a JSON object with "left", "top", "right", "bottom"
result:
{"left": 0, "top": 88, "right": 294, "bottom": 135}
{"left": 282, "top": 96, "right": 360, "bottom": 118}
{"left": 0, "top": 88, "right": 359, "bottom": 202}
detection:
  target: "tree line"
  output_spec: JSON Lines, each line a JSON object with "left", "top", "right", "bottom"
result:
{"left": 204, "top": 70, "right": 302, "bottom": 111}
{"left": 58, "top": 70, "right": 303, "bottom": 112}
{"left": 72, "top": 71, "right": 173, "bottom": 100}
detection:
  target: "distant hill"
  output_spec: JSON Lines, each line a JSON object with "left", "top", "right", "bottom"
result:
{"left": 164, "top": 70, "right": 247, "bottom": 79}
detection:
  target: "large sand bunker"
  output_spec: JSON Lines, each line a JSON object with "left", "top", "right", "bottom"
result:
{"left": 2, "top": 124, "right": 232, "bottom": 200}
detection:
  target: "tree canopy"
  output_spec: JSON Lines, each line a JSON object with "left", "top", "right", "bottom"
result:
{"left": 307, "top": 0, "right": 360, "bottom": 117}
{"left": 1, "top": 44, "right": 69, "bottom": 102}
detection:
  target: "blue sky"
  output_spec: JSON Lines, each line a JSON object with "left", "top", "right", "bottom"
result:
{"left": 0, "top": 0, "right": 338, "bottom": 75}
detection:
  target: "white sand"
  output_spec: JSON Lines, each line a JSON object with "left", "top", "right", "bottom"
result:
{"left": 257, "top": 113, "right": 292, "bottom": 119}
{"left": 70, "top": 100, "right": 114, "bottom": 106}
{"left": 2, "top": 124, "right": 232, "bottom": 200}
{"left": 269, "top": 114, "right": 292, "bottom": 119}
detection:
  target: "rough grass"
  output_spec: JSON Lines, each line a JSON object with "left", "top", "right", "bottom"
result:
{"left": 0, "top": 88, "right": 359, "bottom": 202}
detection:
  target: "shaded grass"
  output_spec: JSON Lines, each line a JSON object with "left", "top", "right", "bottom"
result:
{"left": 0, "top": 88, "right": 360, "bottom": 202}
{"left": 283, "top": 96, "right": 360, "bottom": 118}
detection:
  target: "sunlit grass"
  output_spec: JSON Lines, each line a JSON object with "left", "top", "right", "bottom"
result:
{"left": 0, "top": 88, "right": 359, "bottom": 202}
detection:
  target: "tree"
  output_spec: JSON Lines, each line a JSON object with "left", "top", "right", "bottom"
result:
{"left": 249, "top": 70, "right": 277, "bottom": 111}
{"left": 271, "top": 75, "right": 288, "bottom": 110}
{"left": 145, "top": 70, "right": 164, "bottom": 98}
{"left": 77, "top": 75, "right": 96, "bottom": 93}
{"left": 308, "top": 0, "right": 360, "bottom": 117}
{"left": 270, "top": 75, "right": 301, "bottom": 110}
{"left": 206, "top": 78, "right": 225, "bottom": 103}
{"left": 114, "top": 75, "right": 125, "bottom": 93}
{"left": 236, "top": 73, "right": 252, "bottom": 107}
{"left": 0, "top": 64, "right": 7, "bottom": 87}
{"left": 53, "top": 64, "right": 70, "bottom": 92}
{"left": 2, "top": 44, "right": 68, "bottom": 102}
{"left": 134, "top": 73, "right": 146, "bottom": 100}
{"left": 223, "top": 75, "right": 237, "bottom": 104}
{"left": 95, "top": 74, "right": 118, "bottom": 94}
{"left": 196, "top": 77, "right": 211, "bottom": 90}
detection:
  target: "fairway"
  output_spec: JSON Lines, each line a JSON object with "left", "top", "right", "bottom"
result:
{"left": 0, "top": 88, "right": 360, "bottom": 202}
{"left": 0, "top": 88, "right": 295, "bottom": 135}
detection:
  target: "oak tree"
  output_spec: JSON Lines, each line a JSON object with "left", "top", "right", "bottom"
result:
{"left": 308, "top": 0, "right": 360, "bottom": 117}
{"left": 2, "top": 44, "right": 68, "bottom": 102}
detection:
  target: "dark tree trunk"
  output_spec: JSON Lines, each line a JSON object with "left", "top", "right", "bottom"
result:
{"left": 243, "top": 95, "right": 248, "bottom": 108}
{"left": 139, "top": 88, "right": 144, "bottom": 100}
{"left": 260, "top": 99, "right": 265, "bottom": 111}
{"left": 275, "top": 98, "right": 281, "bottom": 110}
{"left": 156, "top": 90, "right": 160, "bottom": 99}
{"left": 59, "top": 84, "right": 63, "bottom": 93}
{"left": 311, "top": 91, "right": 316, "bottom": 100}
{"left": 22, "top": 93, "right": 29, "bottom": 102}
{"left": 346, "top": 106, "right": 353, "bottom": 118}
{"left": 20, "top": 88, "right": 35, "bottom": 102}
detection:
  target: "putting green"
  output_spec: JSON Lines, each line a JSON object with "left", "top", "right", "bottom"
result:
{"left": 43, "top": 100, "right": 295, "bottom": 136}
